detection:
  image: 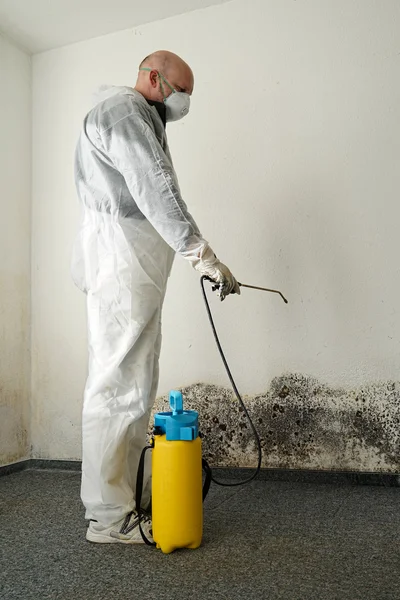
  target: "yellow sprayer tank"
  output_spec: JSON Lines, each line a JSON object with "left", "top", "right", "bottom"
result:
{"left": 152, "top": 391, "right": 203, "bottom": 554}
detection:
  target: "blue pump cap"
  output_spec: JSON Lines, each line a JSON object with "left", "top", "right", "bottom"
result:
{"left": 154, "top": 391, "right": 199, "bottom": 441}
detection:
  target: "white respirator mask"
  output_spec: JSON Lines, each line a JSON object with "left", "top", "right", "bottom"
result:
{"left": 164, "top": 89, "right": 190, "bottom": 122}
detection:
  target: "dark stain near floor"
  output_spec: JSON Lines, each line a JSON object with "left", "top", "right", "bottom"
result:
{"left": 152, "top": 374, "right": 400, "bottom": 472}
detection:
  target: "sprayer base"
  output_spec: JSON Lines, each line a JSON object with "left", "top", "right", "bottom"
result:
{"left": 156, "top": 540, "right": 202, "bottom": 554}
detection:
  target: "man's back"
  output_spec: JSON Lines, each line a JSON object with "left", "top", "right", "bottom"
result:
{"left": 75, "top": 86, "right": 168, "bottom": 219}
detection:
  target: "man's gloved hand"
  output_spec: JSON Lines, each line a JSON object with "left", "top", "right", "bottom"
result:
{"left": 191, "top": 245, "right": 241, "bottom": 301}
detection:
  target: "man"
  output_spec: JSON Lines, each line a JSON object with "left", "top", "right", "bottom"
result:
{"left": 72, "top": 50, "right": 240, "bottom": 544}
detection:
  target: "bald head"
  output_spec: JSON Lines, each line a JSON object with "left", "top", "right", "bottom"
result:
{"left": 135, "top": 50, "right": 194, "bottom": 102}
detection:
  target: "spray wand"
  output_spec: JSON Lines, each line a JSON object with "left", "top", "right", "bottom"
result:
{"left": 207, "top": 278, "right": 288, "bottom": 304}
{"left": 238, "top": 282, "right": 288, "bottom": 304}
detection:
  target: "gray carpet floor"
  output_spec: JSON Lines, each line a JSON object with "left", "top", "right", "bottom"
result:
{"left": 1, "top": 470, "right": 400, "bottom": 600}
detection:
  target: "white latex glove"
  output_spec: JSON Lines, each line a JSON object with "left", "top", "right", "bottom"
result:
{"left": 190, "top": 245, "right": 241, "bottom": 301}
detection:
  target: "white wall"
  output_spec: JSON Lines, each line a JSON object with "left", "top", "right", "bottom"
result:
{"left": 0, "top": 35, "right": 31, "bottom": 465}
{"left": 31, "top": 0, "right": 400, "bottom": 460}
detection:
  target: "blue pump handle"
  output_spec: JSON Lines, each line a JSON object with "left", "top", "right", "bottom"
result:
{"left": 169, "top": 390, "right": 183, "bottom": 414}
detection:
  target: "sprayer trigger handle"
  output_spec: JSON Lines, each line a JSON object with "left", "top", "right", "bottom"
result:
{"left": 169, "top": 390, "right": 183, "bottom": 414}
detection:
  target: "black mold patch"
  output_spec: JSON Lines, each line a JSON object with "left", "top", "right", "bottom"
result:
{"left": 152, "top": 374, "right": 400, "bottom": 472}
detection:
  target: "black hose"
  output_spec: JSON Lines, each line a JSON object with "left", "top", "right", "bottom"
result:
{"left": 200, "top": 276, "right": 262, "bottom": 487}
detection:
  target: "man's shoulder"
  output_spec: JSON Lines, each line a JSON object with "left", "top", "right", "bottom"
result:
{"left": 90, "top": 88, "right": 150, "bottom": 133}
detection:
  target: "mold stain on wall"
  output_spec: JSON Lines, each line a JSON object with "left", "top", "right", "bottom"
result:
{"left": 152, "top": 374, "right": 400, "bottom": 472}
{"left": 0, "top": 390, "right": 29, "bottom": 465}
{"left": 0, "top": 272, "right": 30, "bottom": 466}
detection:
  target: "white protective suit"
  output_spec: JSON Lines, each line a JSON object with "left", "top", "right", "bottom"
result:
{"left": 72, "top": 87, "right": 211, "bottom": 526}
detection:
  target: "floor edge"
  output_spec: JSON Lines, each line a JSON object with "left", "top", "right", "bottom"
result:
{"left": 1, "top": 459, "right": 400, "bottom": 486}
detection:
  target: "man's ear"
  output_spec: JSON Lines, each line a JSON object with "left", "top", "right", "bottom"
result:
{"left": 150, "top": 70, "right": 159, "bottom": 88}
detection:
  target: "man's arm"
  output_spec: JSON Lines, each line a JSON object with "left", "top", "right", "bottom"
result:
{"left": 99, "top": 105, "right": 240, "bottom": 299}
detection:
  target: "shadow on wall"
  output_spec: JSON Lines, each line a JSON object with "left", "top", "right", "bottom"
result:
{"left": 152, "top": 375, "right": 400, "bottom": 473}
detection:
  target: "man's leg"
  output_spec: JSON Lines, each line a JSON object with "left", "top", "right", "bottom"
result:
{"left": 126, "top": 324, "right": 163, "bottom": 510}
{"left": 81, "top": 291, "right": 162, "bottom": 528}
{"left": 80, "top": 216, "right": 174, "bottom": 540}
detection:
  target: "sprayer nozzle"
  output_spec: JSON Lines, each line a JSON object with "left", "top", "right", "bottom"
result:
{"left": 238, "top": 282, "right": 288, "bottom": 304}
